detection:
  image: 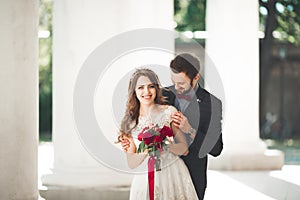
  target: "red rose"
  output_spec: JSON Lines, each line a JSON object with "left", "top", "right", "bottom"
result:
{"left": 143, "top": 131, "right": 155, "bottom": 145}
{"left": 153, "top": 135, "right": 163, "bottom": 143}
{"left": 159, "top": 126, "right": 173, "bottom": 138}
{"left": 137, "top": 133, "right": 143, "bottom": 141}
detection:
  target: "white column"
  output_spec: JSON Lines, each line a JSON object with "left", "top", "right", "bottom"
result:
{"left": 0, "top": 0, "right": 38, "bottom": 199}
{"left": 42, "top": 0, "right": 174, "bottom": 193}
{"left": 206, "top": 0, "right": 284, "bottom": 170}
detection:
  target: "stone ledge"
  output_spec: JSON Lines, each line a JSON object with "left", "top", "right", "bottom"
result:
{"left": 39, "top": 186, "right": 130, "bottom": 200}
{"left": 42, "top": 171, "right": 132, "bottom": 188}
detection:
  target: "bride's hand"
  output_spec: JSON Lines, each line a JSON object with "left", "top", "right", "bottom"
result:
{"left": 143, "top": 148, "right": 149, "bottom": 154}
{"left": 165, "top": 136, "right": 175, "bottom": 152}
{"left": 121, "top": 135, "right": 136, "bottom": 153}
{"left": 165, "top": 136, "right": 174, "bottom": 145}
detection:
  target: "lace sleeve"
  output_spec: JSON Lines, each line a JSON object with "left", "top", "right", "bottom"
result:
{"left": 165, "top": 105, "right": 177, "bottom": 125}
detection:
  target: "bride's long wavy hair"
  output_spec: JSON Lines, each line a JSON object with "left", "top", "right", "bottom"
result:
{"left": 117, "top": 68, "right": 166, "bottom": 142}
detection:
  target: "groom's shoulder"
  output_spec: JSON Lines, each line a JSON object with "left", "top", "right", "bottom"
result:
{"left": 163, "top": 85, "right": 175, "bottom": 91}
{"left": 162, "top": 85, "right": 176, "bottom": 96}
{"left": 162, "top": 85, "right": 176, "bottom": 105}
{"left": 197, "top": 87, "right": 222, "bottom": 106}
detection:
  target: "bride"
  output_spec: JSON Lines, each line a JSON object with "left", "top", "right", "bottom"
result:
{"left": 117, "top": 68, "right": 198, "bottom": 200}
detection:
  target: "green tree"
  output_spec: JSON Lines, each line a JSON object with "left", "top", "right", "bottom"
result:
{"left": 260, "top": 0, "right": 300, "bottom": 45}
{"left": 174, "top": 0, "right": 206, "bottom": 31}
{"left": 39, "top": 0, "right": 53, "bottom": 140}
{"left": 174, "top": 0, "right": 300, "bottom": 42}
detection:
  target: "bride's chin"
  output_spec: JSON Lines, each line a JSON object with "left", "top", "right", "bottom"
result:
{"left": 140, "top": 100, "right": 155, "bottom": 105}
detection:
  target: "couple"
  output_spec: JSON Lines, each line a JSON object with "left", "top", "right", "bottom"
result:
{"left": 118, "top": 53, "right": 223, "bottom": 200}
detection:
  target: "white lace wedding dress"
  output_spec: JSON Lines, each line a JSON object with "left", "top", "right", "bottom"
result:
{"left": 129, "top": 105, "right": 198, "bottom": 200}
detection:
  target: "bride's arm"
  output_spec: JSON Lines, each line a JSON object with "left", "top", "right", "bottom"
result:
{"left": 123, "top": 136, "right": 148, "bottom": 169}
{"left": 168, "top": 124, "right": 189, "bottom": 156}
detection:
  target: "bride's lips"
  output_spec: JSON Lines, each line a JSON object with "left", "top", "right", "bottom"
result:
{"left": 142, "top": 95, "right": 152, "bottom": 100}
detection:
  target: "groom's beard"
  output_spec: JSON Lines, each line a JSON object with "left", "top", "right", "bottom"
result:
{"left": 181, "top": 87, "right": 192, "bottom": 95}
{"left": 177, "top": 81, "right": 193, "bottom": 95}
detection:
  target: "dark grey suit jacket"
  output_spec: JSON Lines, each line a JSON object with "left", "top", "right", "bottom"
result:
{"left": 163, "top": 85, "right": 223, "bottom": 199}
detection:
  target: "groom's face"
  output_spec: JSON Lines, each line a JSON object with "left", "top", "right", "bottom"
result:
{"left": 170, "top": 71, "right": 192, "bottom": 94}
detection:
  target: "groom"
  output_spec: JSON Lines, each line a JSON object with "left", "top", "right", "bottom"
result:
{"left": 164, "top": 53, "right": 223, "bottom": 200}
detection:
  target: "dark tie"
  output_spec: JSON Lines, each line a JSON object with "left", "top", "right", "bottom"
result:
{"left": 176, "top": 94, "right": 191, "bottom": 101}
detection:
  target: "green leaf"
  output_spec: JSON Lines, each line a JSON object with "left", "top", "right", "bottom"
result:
{"left": 137, "top": 140, "right": 145, "bottom": 153}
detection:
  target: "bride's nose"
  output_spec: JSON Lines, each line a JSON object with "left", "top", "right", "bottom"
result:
{"left": 144, "top": 87, "right": 150, "bottom": 93}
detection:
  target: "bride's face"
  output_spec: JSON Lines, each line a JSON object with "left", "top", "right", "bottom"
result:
{"left": 135, "top": 76, "right": 156, "bottom": 106}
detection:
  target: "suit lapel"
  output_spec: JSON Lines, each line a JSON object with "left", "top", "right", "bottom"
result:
{"left": 167, "top": 86, "right": 206, "bottom": 130}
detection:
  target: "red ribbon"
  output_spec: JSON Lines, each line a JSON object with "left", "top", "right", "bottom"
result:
{"left": 148, "top": 155, "right": 156, "bottom": 200}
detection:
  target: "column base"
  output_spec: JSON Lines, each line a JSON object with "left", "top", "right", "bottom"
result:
{"left": 208, "top": 149, "right": 284, "bottom": 170}
{"left": 41, "top": 169, "right": 132, "bottom": 188}
{"left": 40, "top": 170, "right": 132, "bottom": 200}
{"left": 39, "top": 186, "right": 130, "bottom": 200}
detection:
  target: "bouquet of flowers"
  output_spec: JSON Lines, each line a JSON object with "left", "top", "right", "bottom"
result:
{"left": 137, "top": 124, "right": 174, "bottom": 200}
{"left": 137, "top": 124, "right": 174, "bottom": 171}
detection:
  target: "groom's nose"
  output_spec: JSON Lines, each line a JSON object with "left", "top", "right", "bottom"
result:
{"left": 174, "top": 83, "right": 181, "bottom": 91}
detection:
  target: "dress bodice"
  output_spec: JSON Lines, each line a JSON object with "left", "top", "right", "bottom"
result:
{"left": 131, "top": 105, "right": 177, "bottom": 140}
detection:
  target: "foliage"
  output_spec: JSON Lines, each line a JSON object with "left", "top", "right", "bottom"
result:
{"left": 174, "top": 0, "right": 206, "bottom": 31}
{"left": 174, "top": 0, "right": 300, "bottom": 45}
{"left": 39, "top": 0, "right": 53, "bottom": 139}
{"left": 260, "top": 0, "right": 300, "bottom": 45}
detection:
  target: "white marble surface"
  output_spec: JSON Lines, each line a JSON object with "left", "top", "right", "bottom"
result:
{"left": 39, "top": 143, "right": 300, "bottom": 200}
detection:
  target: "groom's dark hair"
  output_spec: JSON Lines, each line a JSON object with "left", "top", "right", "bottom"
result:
{"left": 170, "top": 53, "right": 200, "bottom": 80}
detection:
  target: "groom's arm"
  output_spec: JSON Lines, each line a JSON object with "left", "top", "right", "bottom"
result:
{"left": 206, "top": 96, "right": 223, "bottom": 157}
{"left": 209, "top": 134, "right": 223, "bottom": 157}
{"left": 191, "top": 96, "right": 223, "bottom": 158}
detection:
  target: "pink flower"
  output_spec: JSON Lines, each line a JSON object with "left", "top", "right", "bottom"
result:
{"left": 138, "top": 126, "right": 150, "bottom": 141}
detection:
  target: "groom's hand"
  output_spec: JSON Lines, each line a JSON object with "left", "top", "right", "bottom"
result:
{"left": 171, "top": 111, "right": 191, "bottom": 133}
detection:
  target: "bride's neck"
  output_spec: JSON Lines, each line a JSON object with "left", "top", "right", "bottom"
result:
{"left": 139, "top": 103, "right": 157, "bottom": 117}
